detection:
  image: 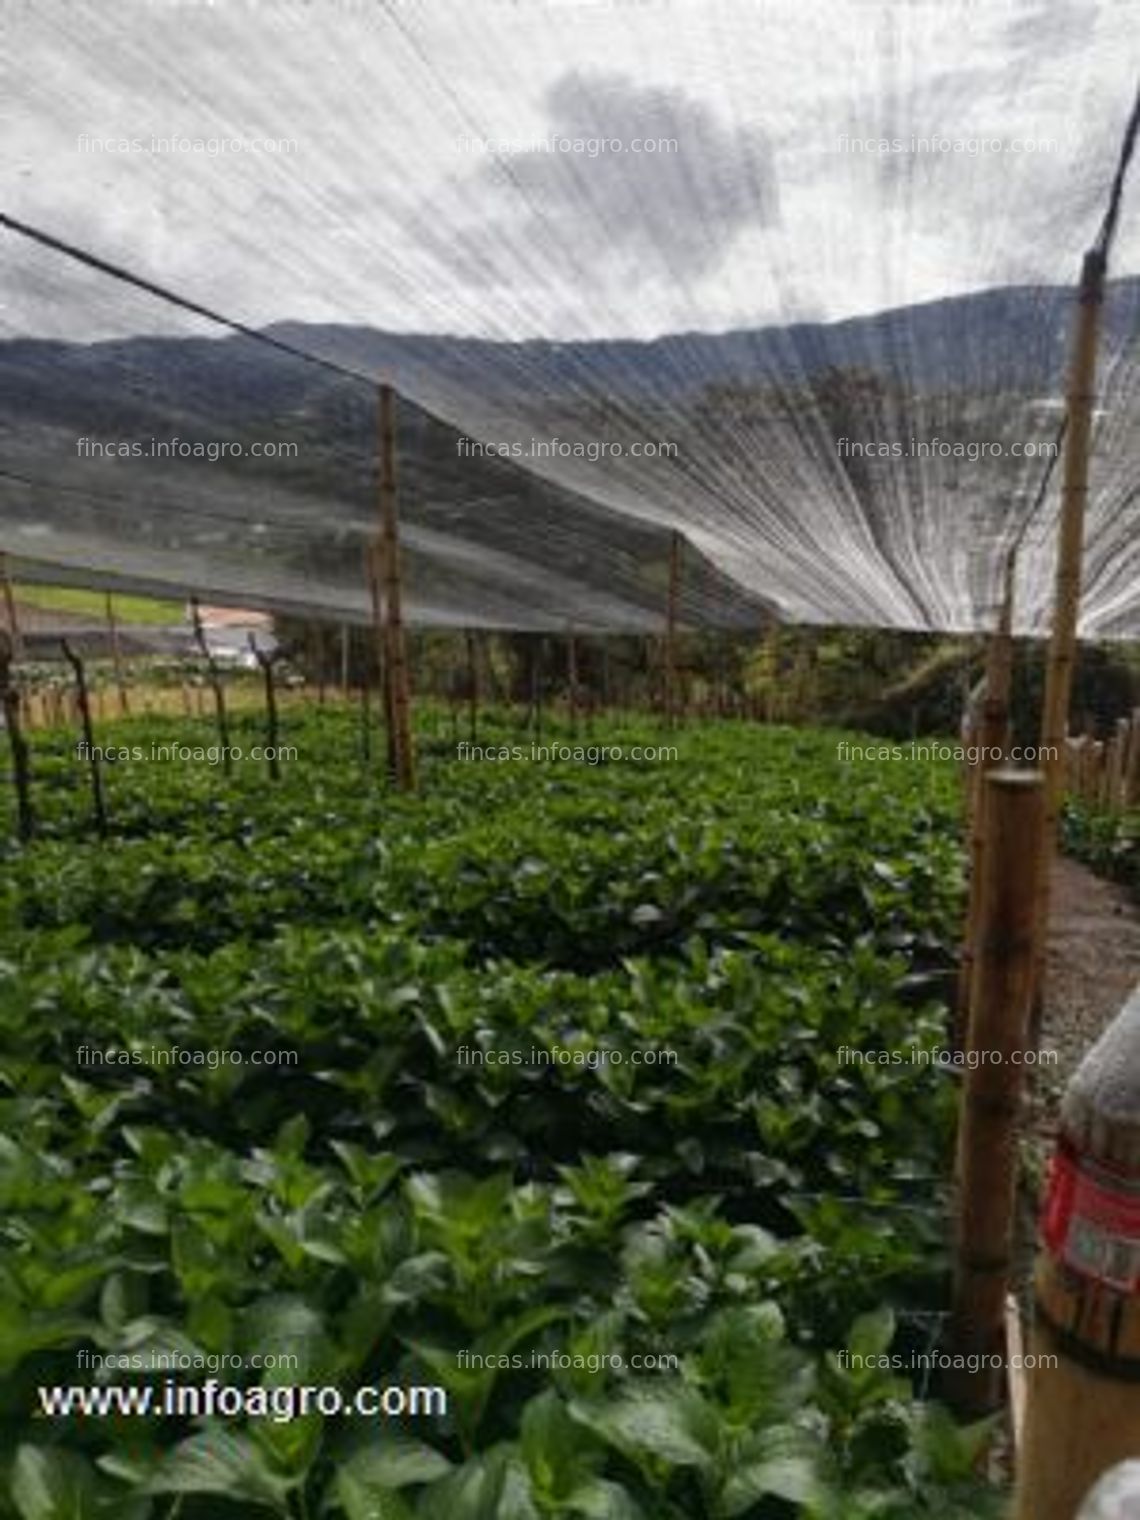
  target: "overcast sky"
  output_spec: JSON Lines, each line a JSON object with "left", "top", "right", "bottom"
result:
{"left": 4, "top": 0, "right": 1139, "bottom": 342}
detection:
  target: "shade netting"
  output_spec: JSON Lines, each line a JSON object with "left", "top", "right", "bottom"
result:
{"left": 2, "top": 0, "right": 1139, "bottom": 633}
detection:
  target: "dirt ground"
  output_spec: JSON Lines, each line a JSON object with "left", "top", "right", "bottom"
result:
{"left": 1027, "top": 854, "right": 1140, "bottom": 1164}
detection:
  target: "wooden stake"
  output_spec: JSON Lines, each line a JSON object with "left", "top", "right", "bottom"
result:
{"left": 465, "top": 629, "right": 478, "bottom": 745}
{"left": 365, "top": 541, "right": 392, "bottom": 774}
{"left": 61, "top": 638, "right": 108, "bottom": 838}
{"left": 340, "top": 624, "right": 350, "bottom": 701}
{"left": 1034, "top": 247, "right": 1106, "bottom": 1013}
{"left": 0, "top": 554, "right": 23, "bottom": 661}
{"left": 359, "top": 667, "right": 372, "bottom": 766}
{"left": 0, "top": 632, "right": 33, "bottom": 841}
{"left": 248, "top": 633, "right": 284, "bottom": 782}
{"left": 377, "top": 384, "right": 415, "bottom": 791}
{"left": 531, "top": 634, "right": 543, "bottom": 744}
{"left": 567, "top": 627, "right": 578, "bottom": 738}
{"left": 954, "top": 550, "right": 1018, "bottom": 1053}
{"left": 665, "top": 529, "right": 681, "bottom": 727}
{"left": 948, "top": 769, "right": 1045, "bottom": 1415}
{"left": 315, "top": 624, "right": 327, "bottom": 706}
{"left": 104, "top": 591, "right": 130, "bottom": 716}
{"left": 190, "top": 597, "right": 233, "bottom": 777}
{"left": 1126, "top": 707, "right": 1140, "bottom": 807}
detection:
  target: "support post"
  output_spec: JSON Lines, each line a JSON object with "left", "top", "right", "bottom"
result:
{"left": 61, "top": 638, "right": 108, "bottom": 838}
{"left": 1016, "top": 982, "right": 1140, "bottom": 1519}
{"left": 665, "top": 529, "right": 681, "bottom": 727}
{"left": 567, "top": 627, "right": 578, "bottom": 738}
{"left": 1127, "top": 708, "right": 1140, "bottom": 807}
{"left": 948, "top": 770, "right": 1045, "bottom": 1414}
{"left": 314, "top": 624, "right": 327, "bottom": 706}
{"left": 365, "top": 541, "right": 393, "bottom": 777}
{"left": 954, "top": 550, "right": 1018, "bottom": 1053}
{"left": 531, "top": 634, "right": 543, "bottom": 744}
{"left": 1034, "top": 247, "right": 1106, "bottom": 1015}
{"left": 465, "top": 629, "right": 478, "bottom": 745}
{"left": 377, "top": 384, "right": 416, "bottom": 791}
{"left": 249, "top": 633, "right": 283, "bottom": 782}
{"left": 105, "top": 591, "right": 130, "bottom": 716}
{"left": 0, "top": 632, "right": 33, "bottom": 841}
{"left": 190, "top": 597, "right": 233, "bottom": 777}
{"left": 0, "top": 554, "right": 23, "bottom": 661}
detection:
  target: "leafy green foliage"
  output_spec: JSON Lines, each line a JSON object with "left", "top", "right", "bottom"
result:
{"left": 0, "top": 709, "right": 998, "bottom": 1516}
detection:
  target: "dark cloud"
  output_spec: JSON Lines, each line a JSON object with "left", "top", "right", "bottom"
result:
{"left": 468, "top": 72, "right": 779, "bottom": 283}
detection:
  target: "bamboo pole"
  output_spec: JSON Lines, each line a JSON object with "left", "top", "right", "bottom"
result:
{"left": 190, "top": 597, "right": 233, "bottom": 778}
{"left": 314, "top": 624, "right": 327, "bottom": 706}
{"left": 340, "top": 624, "right": 350, "bottom": 701}
{"left": 465, "top": 629, "right": 478, "bottom": 745}
{"left": 248, "top": 633, "right": 283, "bottom": 782}
{"left": 1127, "top": 708, "right": 1140, "bottom": 807}
{"left": 1034, "top": 246, "right": 1106, "bottom": 1014}
{"left": 0, "top": 632, "right": 33, "bottom": 841}
{"left": 567, "top": 627, "right": 578, "bottom": 738}
{"left": 954, "top": 550, "right": 1018, "bottom": 1053}
{"left": 377, "top": 385, "right": 415, "bottom": 791}
{"left": 1016, "top": 982, "right": 1140, "bottom": 1519}
{"left": 364, "top": 540, "right": 393, "bottom": 776}
{"left": 531, "top": 634, "right": 543, "bottom": 744}
{"left": 0, "top": 554, "right": 23, "bottom": 661}
{"left": 947, "top": 769, "right": 1045, "bottom": 1415}
{"left": 61, "top": 638, "right": 108, "bottom": 838}
{"left": 104, "top": 591, "right": 130, "bottom": 716}
{"left": 665, "top": 529, "right": 681, "bottom": 727}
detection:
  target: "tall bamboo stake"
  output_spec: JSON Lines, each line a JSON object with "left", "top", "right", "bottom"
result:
{"left": 249, "top": 633, "right": 283, "bottom": 782}
{"left": 340, "top": 624, "right": 350, "bottom": 701}
{"left": 947, "top": 769, "right": 1045, "bottom": 1415}
{"left": 0, "top": 554, "right": 23, "bottom": 661}
{"left": 531, "top": 634, "right": 543, "bottom": 743}
{"left": 1127, "top": 706, "right": 1140, "bottom": 806}
{"left": 61, "top": 638, "right": 107, "bottom": 837}
{"left": 465, "top": 629, "right": 478, "bottom": 744}
{"left": 104, "top": 591, "right": 130, "bottom": 716}
{"left": 0, "top": 632, "right": 33, "bottom": 841}
{"left": 190, "top": 597, "right": 234, "bottom": 778}
{"left": 567, "top": 627, "right": 578, "bottom": 738}
{"left": 377, "top": 384, "right": 415, "bottom": 791}
{"left": 954, "top": 549, "right": 1018, "bottom": 1052}
{"left": 1033, "top": 247, "right": 1106, "bottom": 1018}
{"left": 315, "top": 624, "right": 327, "bottom": 706}
{"left": 365, "top": 541, "right": 392, "bottom": 776}
{"left": 665, "top": 529, "right": 681, "bottom": 727}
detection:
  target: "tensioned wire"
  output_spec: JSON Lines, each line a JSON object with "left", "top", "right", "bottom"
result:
{"left": 2, "top": 4, "right": 1138, "bottom": 634}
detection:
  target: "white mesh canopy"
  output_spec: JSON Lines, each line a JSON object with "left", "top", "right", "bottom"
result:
{"left": 2, "top": 0, "right": 1139, "bottom": 633}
